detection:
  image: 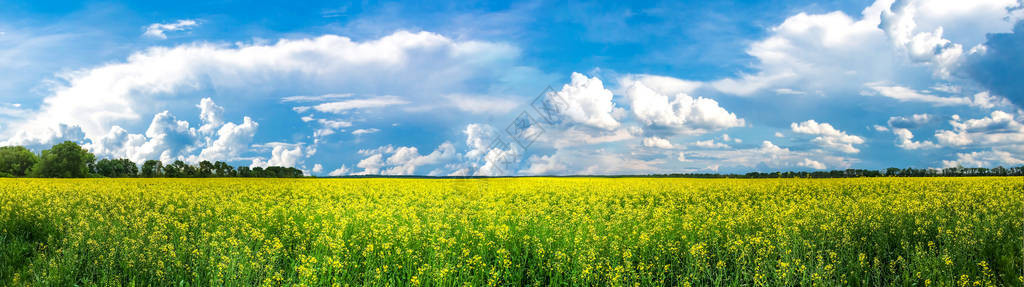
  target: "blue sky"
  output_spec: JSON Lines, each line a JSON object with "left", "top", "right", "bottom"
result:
{"left": 1, "top": 0, "right": 1022, "bottom": 175}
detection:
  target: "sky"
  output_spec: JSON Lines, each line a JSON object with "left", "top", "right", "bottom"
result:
{"left": 0, "top": 0, "right": 1022, "bottom": 176}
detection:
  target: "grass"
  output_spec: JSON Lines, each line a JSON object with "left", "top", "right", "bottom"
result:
{"left": 0, "top": 177, "right": 1021, "bottom": 286}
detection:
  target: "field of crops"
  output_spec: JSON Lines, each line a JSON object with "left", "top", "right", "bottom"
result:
{"left": 0, "top": 178, "right": 1021, "bottom": 286}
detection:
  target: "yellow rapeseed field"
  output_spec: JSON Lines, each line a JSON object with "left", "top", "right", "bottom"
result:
{"left": 0, "top": 177, "right": 1021, "bottom": 286}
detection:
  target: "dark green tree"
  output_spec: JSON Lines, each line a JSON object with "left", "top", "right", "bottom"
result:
{"left": 198, "top": 160, "right": 214, "bottom": 177}
{"left": 237, "top": 166, "right": 251, "bottom": 177}
{"left": 141, "top": 160, "right": 163, "bottom": 177}
{"left": 163, "top": 160, "right": 190, "bottom": 178}
{"left": 213, "top": 161, "right": 234, "bottom": 177}
{"left": 30, "top": 141, "right": 95, "bottom": 178}
{"left": 0, "top": 146, "right": 38, "bottom": 177}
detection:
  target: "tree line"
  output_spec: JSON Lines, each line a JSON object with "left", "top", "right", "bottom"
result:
{"left": 652, "top": 166, "right": 1024, "bottom": 178}
{"left": 0, "top": 141, "right": 304, "bottom": 178}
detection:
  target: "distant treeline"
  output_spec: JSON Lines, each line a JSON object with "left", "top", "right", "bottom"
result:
{"left": 652, "top": 166, "right": 1024, "bottom": 178}
{"left": 0, "top": 141, "right": 304, "bottom": 178}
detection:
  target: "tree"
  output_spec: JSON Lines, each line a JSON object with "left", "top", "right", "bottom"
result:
{"left": 141, "top": 160, "right": 163, "bottom": 177}
{"left": 237, "top": 166, "right": 251, "bottom": 177}
{"left": 30, "top": 141, "right": 95, "bottom": 178}
{"left": 115, "top": 158, "right": 138, "bottom": 177}
{"left": 0, "top": 146, "right": 38, "bottom": 177}
{"left": 163, "top": 160, "right": 190, "bottom": 178}
{"left": 95, "top": 158, "right": 137, "bottom": 177}
{"left": 252, "top": 167, "right": 265, "bottom": 177}
{"left": 198, "top": 160, "right": 214, "bottom": 177}
{"left": 213, "top": 161, "right": 234, "bottom": 177}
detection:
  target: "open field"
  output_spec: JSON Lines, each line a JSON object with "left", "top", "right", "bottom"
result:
{"left": 1, "top": 177, "right": 1021, "bottom": 286}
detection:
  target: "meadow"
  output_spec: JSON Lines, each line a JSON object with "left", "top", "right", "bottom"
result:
{"left": 0, "top": 177, "right": 1021, "bottom": 286}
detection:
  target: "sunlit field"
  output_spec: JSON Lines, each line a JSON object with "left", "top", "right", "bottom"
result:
{"left": 1, "top": 177, "right": 1021, "bottom": 286}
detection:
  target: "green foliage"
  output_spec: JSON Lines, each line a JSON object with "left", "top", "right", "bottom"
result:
{"left": 140, "top": 160, "right": 163, "bottom": 177}
{"left": 0, "top": 146, "right": 38, "bottom": 177}
{"left": 29, "top": 141, "right": 95, "bottom": 178}
{"left": 94, "top": 158, "right": 138, "bottom": 177}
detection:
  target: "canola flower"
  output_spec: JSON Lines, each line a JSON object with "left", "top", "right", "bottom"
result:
{"left": 0, "top": 177, "right": 1021, "bottom": 286}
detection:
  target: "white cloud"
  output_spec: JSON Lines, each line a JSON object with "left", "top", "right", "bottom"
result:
{"left": 791, "top": 120, "right": 865, "bottom": 153}
{"left": 709, "top": 5, "right": 892, "bottom": 96}
{"left": 708, "top": 0, "right": 1022, "bottom": 97}
{"left": 307, "top": 96, "right": 409, "bottom": 114}
{"left": 774, "top": 132, "right": 786, "bottom": 138}
{"left": 892, "top": 128, "right": 939, "bottom": 149}
{"left": 1, "top": 30, "right": 523, "bottom": 154}
{"left": 143, "top": 19, "right": 198, "bottom": 39}
{"left": 685, "top": 140, "right": 856, "bottom": 171}
{"left": 280, "top": 93, "right": 353, "bottom": 102}
{"left": 616, "top": 74, "right": 702, "bottom": 96}
{"left": 312, "top": 164, "right": 323, "bottom": 174}
{"left": 935, "top": 111, "right": 1024, "bottom": 147}
{"left": 692, "top": 139, "right": 730, "bottom": 149}
{"left": 880, "top": 0, "right": 1023, "bottom": 78}
{"left": 942, "top": 149, "right": 1024, "bottom": 168}
{"left": 196, "top": 97, "right": 225, "bottom": 135}
{"left": 250, "top": 143, "right": 304, "bottom": 168}
{"left": 641, "top": 136, "right": 674, "bottom": 149}
{"left": 887, "top": 113, "right": 931, "bottom": 128}
{"left": 799, "top": 158, "right": 827, "bottom": 170}
{"left": 519, "top": 148, "right": 661, "bottom": 175}
{"left": 353, "top": 142, "right": 457, "bottom": 175}
{"left": 196, "top": 116, "right": 258, "bottom": 161}
{"left": 625, "top": 80, "right": 744, "bottom": 132}
{"left": 328, "top": 165, "right": 350, "bottom": 176}
{"left": 677, "top": 152, "right": 687, "bottom": 162}
{"left": 547, "top": 126, "right": 639, "bottom": 149}
{"left": 445, "top": 94, "right": 519, "bottom": 114}
{"left": 864, "top": 83, "right": 1004, "bottom": 107}
{"left": 352, "top": 128, "right": 379, "bottom": 135}
{"left": 551, "top": 73, "right": 620, "bottom": 130}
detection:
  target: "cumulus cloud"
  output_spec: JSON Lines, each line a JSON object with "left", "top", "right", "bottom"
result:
{"left": 892, "top": 128, "right": 939, "bottom": 149}
{"left": 328, "top": 165, "right": 350, "bottom": 176}
{"left": 551, "top": 73, "right": 620, "bottom": 130}
{"left": 799, "top": 158, "right": 827, "bottom": 170}
{"left": 707, "top": 0, "right": 1022, "bottom": 97}
{"left": 352, "top": 142, "right": 457, "bottom": 175}
{"left": 519, "top": 148, "right": 661, "bottom": 176}
{"left": 880, "top": 0, "right": 1023, "bottom": 78}
{"left": 250, "top": 143, "right": 304, "bottom": 168}
{"left": 684, "top": 140, "right": 856, "bottom": 172}
{"left": 624, "top": 80, "right": 744, "bottom": 133}
{"left": 0, "top": 30, "right": 523, "bottom": 152}
{"left": 143, "top": 19, "right": 198, "bottom": 39}
{"left": 74, "top": 97, "right": 259, "bottom": 164}
{"left": 641, "top": 136, "right": 674, "bottom": 149}
{"left": 196, "top": 116, "right": 258, "bottom": 161}
{"left": 887, "top": 113, "right": 931, "bottom": 128}
{"left": 616, "top": 74, "right": 702, "bottom": 96}
{"left": 196, "top": 97, "right": 225, "bottom": 134}
{"left": 942, "top": 149, "right": 1024, "bottom": 168}
{"left": 791, "top": 120, "right": 865, "bottom": 153}
{"left": 692, "top": 139, "right": 730, "bottom": 149}
{"left": 934, "top": 111, "right": 1024, "bottom": 147}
